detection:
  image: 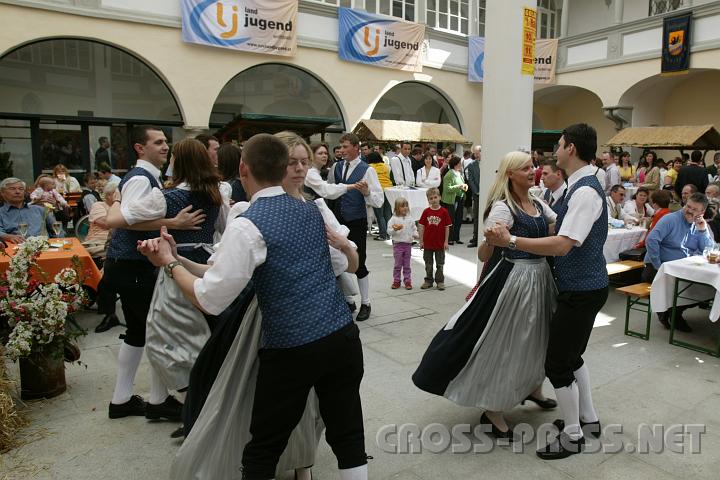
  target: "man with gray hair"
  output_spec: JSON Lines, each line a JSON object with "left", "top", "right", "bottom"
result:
{"left": 0, "top": 177, "right": 57, "bottom": 242}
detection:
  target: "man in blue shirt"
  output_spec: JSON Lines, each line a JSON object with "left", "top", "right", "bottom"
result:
{"left": 0, "top": 177, "right": 57, "bottom": 243}
{"left": 643, "top": 192, "right": 713, "bottom": 332}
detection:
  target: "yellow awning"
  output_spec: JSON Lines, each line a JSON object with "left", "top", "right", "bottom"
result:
{"left": 604, "top": 125, "right": 720, "bottom": 149}
{"left": 352, "top": 119, "right": 470, "bottom": 144}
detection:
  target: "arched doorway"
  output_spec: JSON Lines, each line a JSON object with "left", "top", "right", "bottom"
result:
{"left": 210, "top": 63, "right": 345, "bottom": 141}
{"left": 371, "top": 81, "right": 462, "bottom": 132}
{"left": 0, "top": 38, "right": 182, "bottom": 183}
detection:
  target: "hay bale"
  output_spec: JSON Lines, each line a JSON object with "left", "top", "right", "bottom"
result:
{"left": 0, "top": 348, "right": 27, "bottom": 453}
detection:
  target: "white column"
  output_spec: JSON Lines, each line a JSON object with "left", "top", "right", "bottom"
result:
{"left": 614, "top": 0, "right": 624, "bottom": 25}
{"left": 478, "top": 1, "right": 535, "bottom": 214}
{"left": 560, "top": 0, "right": 569, "bottom": 37}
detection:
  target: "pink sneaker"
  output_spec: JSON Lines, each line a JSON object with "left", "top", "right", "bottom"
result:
{"left": 405, "top": 282, "right": 412, "bottom": 290}
{"left": 391, "top": 282, "right": 401, "bottom": 289}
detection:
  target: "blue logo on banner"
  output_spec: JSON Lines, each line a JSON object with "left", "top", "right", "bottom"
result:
{"left": 340, "top": 19, "right": 392, "bottom": 63}
{"left": 468, "top": 36, "right": 484, "bottom": 82}
{"left": 474, "top": 51, "right": 484, "bottom": 79}
{"left": 189, "top": 0, "right": 250, "bottom": 47}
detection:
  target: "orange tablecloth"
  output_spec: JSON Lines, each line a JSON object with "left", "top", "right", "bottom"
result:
{"left": 0, "top": 238, "right": 102, "bottom": 291}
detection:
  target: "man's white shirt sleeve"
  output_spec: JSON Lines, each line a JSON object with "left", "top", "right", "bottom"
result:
{"left": 305, "top": 167, "right": 348, "bottom": 200}
{"left": 120, "top": 177, "right": 165, "bottom": 225}
{"left": 364, "top": 167, "right": 384, "bottom": 208}
{"left": 557, "top": 186, "right": 604, "bottom": 246}
{"left": 193, "top": 217, "right": 266, "bottom": 315}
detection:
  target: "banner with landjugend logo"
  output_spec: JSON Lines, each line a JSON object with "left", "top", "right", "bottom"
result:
{"left": 338, "top": 7, "right": 425, "bottom": 72}
{"left": 181, "top": 0, "right": 297, "bottom": 56}
{"left": 467, "top": 36, "right": 485, "bottom": 83}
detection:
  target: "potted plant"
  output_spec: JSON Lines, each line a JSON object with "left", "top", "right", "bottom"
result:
{"left": 0, "top": 237, "right": 87, "bottom": 400}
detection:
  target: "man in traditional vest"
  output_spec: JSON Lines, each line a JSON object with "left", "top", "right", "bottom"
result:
{"left": 486, "top": 123, "right": 608, "bottom": 459}
{"left": 137, "top": 133, "right": 368, "bottom": 480}
{"left": 104, "top": 125, "right": 204, "bottom": 420}
{"left": 329, "top": 133, "right": 385, "bottom": 321}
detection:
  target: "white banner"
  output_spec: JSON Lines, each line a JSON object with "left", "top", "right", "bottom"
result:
{"left": 181, "top": 0, "right": 297, "bottom": 56}
{"left": 534, "top": 38, "right": 558, "bottom": 84}
{"left": 338, "top": 8, "right": 425, "bottom": 72}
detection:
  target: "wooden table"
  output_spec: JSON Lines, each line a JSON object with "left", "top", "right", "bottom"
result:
{"left": 0, "top": 237, "right": 102, "bottom": 292}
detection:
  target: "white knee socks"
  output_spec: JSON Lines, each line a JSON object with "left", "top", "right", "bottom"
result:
{"left": 149, "top": 365, "right": 169, "bottom": 405}
{"left": 554, "top": 382, "right": 582, "bottom": 439}
{"left": 111, "top": 343, "right": 144, "bottom": 404}
{"left": 339, "top": 464, "right": 367, "bottom": 480}
{"left": 358, "top": 276, "right": 370, "bottom": 305}
{"left": 574, "top": 364, "right": 599, "bottom": 423}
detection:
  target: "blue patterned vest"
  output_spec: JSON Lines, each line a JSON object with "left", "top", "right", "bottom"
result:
{"left": 164, "top": 188, "right": 219, "bottom": 264}
{"left": 333, "top": 160, "right": 369, "bottom": 222}
{"left": 503, "top": 200, "right": 549, "bottom": 260}
{"left": 554, "top": 174, "right": 609, "bottom": 292}
{"left": 106, "top": 168, "right": 161, "bottom": 261}
{"left": 242, "top": 194, "right": 352, "bottom": 348}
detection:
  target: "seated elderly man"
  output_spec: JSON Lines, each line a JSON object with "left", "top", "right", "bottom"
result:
{"left": 705, "top": 183, "right": 720, "bottom": 200}
{"left": 642, "top": 192, "right": 714, "bottom": 332}
{"left": 0, "top": 177, "right": 57, "bottom": 243}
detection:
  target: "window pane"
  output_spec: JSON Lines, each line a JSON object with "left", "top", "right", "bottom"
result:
{"left": 428, "top": 0, "right": 436, "bottom": 11}
{"left": 460, "top": 2, "right": 467, "bottom": 18}
{"left": 440, "top": 0, "right": 448, "bottom": 13}
{"left": 461, "top": 18, "right": 468, "bottom": 34}
{"left": 393, "top": 0, "right": 402, "bottom": 18}
{"left": 380, "top": 0, "right": 390, "bottom": 15}
{"left": 406, "top": 4, "right": 415, "bottom": 21}
{"left": 366, "top": 0, "right": 376, "bottom": 13}
{"left": 439, "top": 13, "right": 447, "bottom": 28}
{"left": 427, "top": 11, "right": 436, "bottom": 25}
{"left": 450, "top": 0, "right": 458, "bottom": 15}
{"left": 450, "top": 16, "right": 458, "bottom": 31}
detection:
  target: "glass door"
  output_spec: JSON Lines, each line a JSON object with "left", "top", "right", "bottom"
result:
{"left": 38, "top": 122, "right": 88, "bottom": 184}
{"left": 88, "top": 123, "right": 129, "bottom": 174}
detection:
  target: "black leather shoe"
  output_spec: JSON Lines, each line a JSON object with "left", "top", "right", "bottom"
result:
{"left": 553, "top": 419, "right": 601, "bottom": 439}
{"left": 146, "top": 395, "right": 183, "bottom": 421}
{"left": 347, "top": 302, "right": 357, "bottom": 313}
{"left": 109, "top": 395, "right": 146, "bottom": 419}
{"left": 356, "top": 304, "right": 371, "bottom": 322}
{"left": 95, "top": 314, "right": 120, "bottom": 333}
{"left": 455, "top": 240, "right": 464, "bottom": 244}
{"left": 522, "top": 394, "right": 557, "bottom": 410}
{"left": 674, "top": 316, "right": 693, "bottom": 333}
{"left": 537, "top": 432, "right": 585, "bottom": 459}
{"left": 657, "top": 312, "right": 671, "bottom": 329}
{"left": 467, "top": 242, "right": 478, "bottom": 248}
{"left": 480, "top": 413, "right": 515, "bottom": 442}
{"left": 170, "top": 426, "right": 186, "bottom": 438}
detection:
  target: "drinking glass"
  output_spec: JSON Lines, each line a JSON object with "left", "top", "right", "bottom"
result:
{"left": 18, "top": 223, "right": 28, "bottom": 238}
{"left": 51, "top": 221, "right": 62, "bottom": 237}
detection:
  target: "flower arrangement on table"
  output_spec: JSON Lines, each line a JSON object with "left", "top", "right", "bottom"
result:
{"left": 0, "top": 236, "right": 87, "bottom": 360}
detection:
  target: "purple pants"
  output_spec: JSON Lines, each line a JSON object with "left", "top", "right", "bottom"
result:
{"left": 393, "top": 242, "right": 412, "bottom": 283}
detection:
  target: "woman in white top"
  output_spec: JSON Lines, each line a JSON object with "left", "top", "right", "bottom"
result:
{"left": 622, "top": 186, "right": 655, "bottom": 223}
{"left": 304, "top": 142, "right": 359, "bottom": 199}
{"left": 416, "top": 152, "right": 442, "bottom": 188}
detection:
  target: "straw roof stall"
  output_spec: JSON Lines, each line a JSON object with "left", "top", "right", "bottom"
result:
{"left": 604, "top": 125, "right": 720, "bottom": 150}
{"left": 352, "top": 119, "right": 470, "bottom": 144}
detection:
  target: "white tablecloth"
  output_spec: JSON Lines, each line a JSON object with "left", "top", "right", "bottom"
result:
{"left": 384, "top": 187, "right": 428, "bottom": 221}
{"left": 650, "top": 256, "right": 720, "bottom": 322}
{"left": 603, "top": 227, "right": 646, "bottom": 262}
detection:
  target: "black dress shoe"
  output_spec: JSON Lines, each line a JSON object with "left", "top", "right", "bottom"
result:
{"left": 170, "top": 426, "right": 186, "bottom": 438}
{"left": 674, "top": 316, "right": 693, "bottom": 333}
{"left": 95, "top": 313, "right": 120, "bottom": 333}
{"left": 522, "top": 394, "right": 557, "bottom": 410}
{"left": 479, "top": 413, "right": 515, "bottom": 442}
{"left": 467, "top": 242, "right": 478, "bottom": 248}
{"left": 448, "top": 241, "right": 455, "bottom": 246}
{"left": 109, "top": 395, "right": 146, "bottom": 419}
{"left": 657, "top": 312, "right": 671, "bottom": 329}
{"left": 537, "top": 432, "right": 585, "bottom": 460}
{"left": 356, "top": 304, "right": 371, "bottom": 322}
{"left": 146, "top": 395, "right": 183, "bottom": 421}
{"left": 347, "top": 302, "right": 357, "bottom": 313}
{"left": 455, "top": 240, "right": 464, "bottom": 244}
{"left": 553, "top": 418, "right": 601, "bottom": 439}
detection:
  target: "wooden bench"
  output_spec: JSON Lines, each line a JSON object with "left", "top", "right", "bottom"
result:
{"left": 616, "top": 282, "right": 653, "bottom": 340}
{"left": 606, "top": 260, "right": 645, "bottom": 276}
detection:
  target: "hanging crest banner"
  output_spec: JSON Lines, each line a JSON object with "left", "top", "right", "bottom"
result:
{"left": 338, "top": 7, "right": 425, "bottom": 72}
{"left": 181, "top": 0, "right": 297, "bottom": 56}
{"left": 661, "top": 12, "right": 692, "bottom": 76}
{"left": 467, "top": 36, "right": 485, "bottom": 83}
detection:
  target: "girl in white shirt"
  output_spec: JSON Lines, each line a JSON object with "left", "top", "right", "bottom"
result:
{"left": 387, "top": 197, "right": 418, "bottom": 289}
{"left": 416, "top": 152, "right": 442, "bottom": 188}
{"left": 622, "top": 186, "right": 655, "bottom": 224}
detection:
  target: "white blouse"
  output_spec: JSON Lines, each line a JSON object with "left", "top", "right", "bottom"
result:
{"left": 416, "top": 166, "right": 442, "bottom": 188}
{"left": 622, "top": 200, "right": 655, "bottom": 218}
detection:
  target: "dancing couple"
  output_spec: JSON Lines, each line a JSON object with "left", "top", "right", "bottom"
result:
{"left": 414, "top": 123, "right": 608, "bottom": 459}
